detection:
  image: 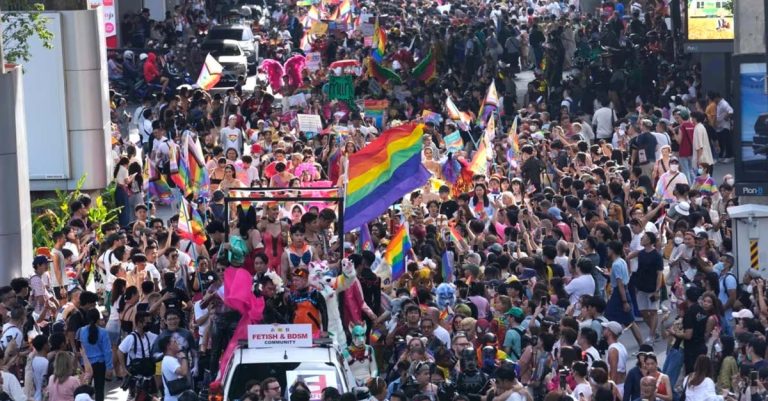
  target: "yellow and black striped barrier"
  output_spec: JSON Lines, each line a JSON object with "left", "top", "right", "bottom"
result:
{"left": 751, "top": 240, "right": 760, "bottom": 270}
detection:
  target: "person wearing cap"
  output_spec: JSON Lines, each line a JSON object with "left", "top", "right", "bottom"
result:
{"left": 673, "top": 107, "right": 696, "bottom": 183}
{"left": 502, "top": 306, "right": 525, "bottom": 361}
{"left": 655, "top": 157, "right": 689, "bottom": 202}
{"left": 601, "top": 320, "right": 628, "bottom": 393}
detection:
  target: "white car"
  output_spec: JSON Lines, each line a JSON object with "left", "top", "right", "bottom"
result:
{"left": 207, "top": 24, "right": 259, "bottom": 73}
{"left": 199, "top": 39, "right": 248, "bottom": 87}
{"left": 210, "top": 341, "right": 357, "bottom": 401}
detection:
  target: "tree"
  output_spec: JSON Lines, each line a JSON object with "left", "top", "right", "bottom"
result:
{"left": 1, "top": 0, "right": 54, "bottom": 64}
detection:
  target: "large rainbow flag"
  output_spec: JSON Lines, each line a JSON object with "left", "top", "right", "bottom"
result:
{"left": 196, "top": 54, "right": 223, "bottom": 90}
{"left": 386, "top": 222, "right": 412, "bottom": 281}
{"left": 343, "top": 122, "right": 431, "bottom": 232}
{"left": 178, "top": 197, "right": 207, "bottom": 245}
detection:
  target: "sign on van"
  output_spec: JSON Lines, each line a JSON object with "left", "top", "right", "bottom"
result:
{"left": 248, "top": 324, "right": 313, "bottom": 348}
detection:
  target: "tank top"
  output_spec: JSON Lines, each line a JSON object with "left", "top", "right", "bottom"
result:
{"left": 607, "top": 342, "right": 628, "bottom": 374}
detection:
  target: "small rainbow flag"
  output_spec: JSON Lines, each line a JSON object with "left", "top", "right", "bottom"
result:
{"left": 386, "top": 222, "right": 412, "bottom": 281}
{"left": 421, "top": 110, "right": 442, "bottom": 125}
{"left": 484, "top": 114, "right": 496, "bottom": 142}
{"left": 337, "top": 0, "right": 352, "bottom": 19}
{"left": 178, "top": 197, "right": 207, "bottom": 245}
{"left": 196, "top": 54, "right": 223, "bottom": 90}
{"left": 371, "top": 16, "right": 386, "bottom": 63}
{"left": 357, "top": 224, "right": 374, "bottom": 253}
{"left": 344, "top": 123, "right": 431, "bottom": 231}
{"left": 476, "top": 80, "right": 499, "bottom": 127}
{"left": 445, "top": 96, "right": 471, "bottom": 130}
{"left": 469, "top": 135, "right": 490, "bottom": 175}
{"left": 411, "top": 49, "right": 436, "bottom": 82}
{"left": 507, "top": 116, "right": 520, "bottom": 156}
{"left": 147, "top": 177, "right": 173, "bottom": 205}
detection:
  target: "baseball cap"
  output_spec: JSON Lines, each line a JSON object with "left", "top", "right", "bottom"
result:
{"left": 733, "top": 309, "right": 755, "bottom": 319}
{"left": 33, "top": 255, "right": 51, "bottom": 266}
{"left": 601, "top": 321, "right": 623, "bottom": 336}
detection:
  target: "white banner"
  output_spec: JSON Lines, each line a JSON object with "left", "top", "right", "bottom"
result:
{"left": 247, "top": 324, "right": 313, "bottom": 348}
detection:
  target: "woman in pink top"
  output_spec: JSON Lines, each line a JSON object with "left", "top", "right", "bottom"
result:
{"left": 46, "top": 352, "right": 80, "bottom": 401}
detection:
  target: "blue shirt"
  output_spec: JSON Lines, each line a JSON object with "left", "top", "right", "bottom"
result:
{"left": 77, "top": 326, "right": 114, "bottom": 370}
{"left": 610, "top": 258, "right": 630, "bottom": 289}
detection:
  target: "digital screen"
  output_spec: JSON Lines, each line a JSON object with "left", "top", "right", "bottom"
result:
{"left": 686, "top": 0, "right": 734, "bottom": 41}
{"left": 738, "top": 63, "right": 768, "bottom": 172}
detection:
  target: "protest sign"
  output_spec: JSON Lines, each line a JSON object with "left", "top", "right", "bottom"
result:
{"left": 298, "top": 114, "right": 323, "bottom": 133}
{"left": 306, "top": 52, "right": 322, "bottom": 71}
{"left": 328, "top": 75, "right": 354, "bottom": 100}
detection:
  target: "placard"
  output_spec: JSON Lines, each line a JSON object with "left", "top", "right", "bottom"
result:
{"left": 328, "top": 75, "right": 354, "bottom": 100}
{"left": 444, "top": 131, "right": 464, "bottom": 153}
{"left": 306, "top": 52, "right": 322, "bottom": 71}
{"left": 247, "top": 324, "right": 313, "bottom": 348}
{"left": 298, "top": 114, "right": 324, "bottom": 132}
{"left": 309, "top": 22, "right": 328, "bottom": 35}
{"left": 359, "top": 22, "right": 374, "bottom": 36}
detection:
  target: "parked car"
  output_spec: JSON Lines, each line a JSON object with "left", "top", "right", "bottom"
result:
{"left": 206, "top": 24, "right": 258, "bottom": 73}
{"left": 199, "top": 39, "right": 248, "bottom": 88}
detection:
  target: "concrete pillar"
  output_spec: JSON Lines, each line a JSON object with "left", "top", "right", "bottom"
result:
{"left": 734, "top": 0, "right": 766, "bottom": 55}
{"left": 0, "top": 65, "right": 34, "bottom": 281}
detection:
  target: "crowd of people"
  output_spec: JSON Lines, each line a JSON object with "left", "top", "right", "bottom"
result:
{"left": 11, "top": 0, "right": 755, "bottom": 401}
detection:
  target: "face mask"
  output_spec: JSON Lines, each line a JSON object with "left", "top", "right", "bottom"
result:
{"left": 697, "top": 167, "right": 704, "bottom": 175}
{"left": 727, "top": 178, "right": 735, "bottom": 186}
{"left": 143, "top": 324, "right": 152, "bottom": 332}
{"left": 670, "top": 164, "right": 679, "bottom": 172}
{"left": 674, "top": 237, "right": 683, "bottom": 245}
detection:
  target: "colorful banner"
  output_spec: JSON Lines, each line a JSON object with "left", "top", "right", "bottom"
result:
{"left": 328, "top": 75, "right": 354, "bottom": 100}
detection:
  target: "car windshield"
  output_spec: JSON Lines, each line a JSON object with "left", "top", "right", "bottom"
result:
{"left": 208, "top": 28, "right": 253, "bottom": 42}
{"left": 226, "top": 361, "right": 343, "bottom": 401}
{"left": 204, "top": 46, "right": 241, "bottom": 57}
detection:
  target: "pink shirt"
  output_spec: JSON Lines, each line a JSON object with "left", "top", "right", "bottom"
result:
{"left": 47, "top": 376, "right": 80, "bottom": 401}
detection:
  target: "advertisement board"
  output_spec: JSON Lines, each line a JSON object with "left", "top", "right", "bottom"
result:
{"left": 734, "top": 55, "right": 768, "bottom": 186}
{"left": 685, "top": 0, "right": 734, "bottom": 41}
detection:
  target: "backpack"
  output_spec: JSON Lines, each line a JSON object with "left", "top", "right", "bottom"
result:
{"left": 509, "top": 327, "right": 532, "bottom": 359}
{"left": 593, "top": 316, "right": 609, "bottom": 356}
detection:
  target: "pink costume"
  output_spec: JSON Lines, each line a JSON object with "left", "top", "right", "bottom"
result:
{"left": 342, "top": 279, "right": 375, "bottom": 326}
{"left": 262, "top": 230, "right": 285, "bottom": 277}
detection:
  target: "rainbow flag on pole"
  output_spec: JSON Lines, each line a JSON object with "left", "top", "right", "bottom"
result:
{"left": 344, "top": 123, "right": 431, "bottom": 232}
{"left": 357, "top": 224, "right": 374, "bottom": 253}
{"left": 196, "top": 54, "right": 223, "bottom": 90}
{"left": 445, "top": 96, "right": 471, "bottom": 130}
{"left": 386, "top": 222, "right": 412, "bottom": 281}
{"left": 476, "top": 80, "right": 499, "bottom": 127}
{"left": 469, "top": 135, "right": 490, "bottom": 175}
{"left": 507, "top": 116, "right": 520, "bottom": 156}
{"left": 178, "top": 197, "right": 207, "bottom": 245}
{"left": 371, "top": 16, "right": 386, "bottom": 63}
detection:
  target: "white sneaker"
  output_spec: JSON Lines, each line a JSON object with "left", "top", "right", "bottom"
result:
{"left": 643, "top": 337, "right": 653, "bottom": 344}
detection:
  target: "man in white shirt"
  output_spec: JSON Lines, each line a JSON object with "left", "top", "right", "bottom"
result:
{"left": 564, "top": 258, "right": 596, "bottom": 314}
{"left": 0, "top": 306, "right": 25, "bottom": 353}
{"left": 159, "top": 334, "right": 190, "bottom": 401}
{"left": 0, "top": 369, "right": 26, "bottom": 401}
{"left": 714, "top": 93, "right": 734, "bottom": 161}
{"left": 193, "top": 300, "right": 210, "bottom": 350}
{"left": 592, "top": 101, "right": 617, "bottom": 140}
{"left": 219, "top": 115, "right": 245, "bottom": 157}
{"left": 118, "top": 312, "right": 158, "bottom": 377}
{"left": 31, "top": 335, "right": 49, "bottom": 401}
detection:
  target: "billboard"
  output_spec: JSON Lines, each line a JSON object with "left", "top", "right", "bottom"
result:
{"left": 686, "top": 0, "right": 734, "bottom": 41}
{"left": 735, "top": 56, "right": 768, "bottom": 183}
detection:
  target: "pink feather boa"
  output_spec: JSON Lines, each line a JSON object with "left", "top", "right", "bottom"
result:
{"left": 259, "top": 59, "right": 284, "bottom": 92}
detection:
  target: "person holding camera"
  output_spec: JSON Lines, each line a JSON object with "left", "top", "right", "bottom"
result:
{"left": 159, "top": 335, "right": 189, "bottom": 401}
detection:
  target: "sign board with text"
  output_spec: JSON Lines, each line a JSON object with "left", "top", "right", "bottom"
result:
{"left": 298, "top": 114, "right": 324, "bottom": 133}
{"left": 328, "top": 75, "right": 354, "bottom": 100}
{"left": 247, "top": 324, "right": 313, "bottom": 348}
{"left": 306, "top": 52, "right": 322, "bottom": 71}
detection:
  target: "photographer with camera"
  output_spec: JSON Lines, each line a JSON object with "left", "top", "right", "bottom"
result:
{"left": 117, "top": 311, "right": 157, "bottom": 397}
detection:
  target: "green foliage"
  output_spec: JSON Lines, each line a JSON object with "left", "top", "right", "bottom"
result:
{"left": 1, "top": 1, "right": 54, "bottom": 64}
{"left": 31, "top": 175, "right": 122, "bottom": 249}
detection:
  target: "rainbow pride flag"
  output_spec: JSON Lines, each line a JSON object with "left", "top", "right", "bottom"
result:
{"left": 364, "top": 99, "right": 389, "bottom": 129}
{"left": 445, "top": 96, "right": 471, "bottom": 130}
{"left": 178, "top": 197, "right": 207, "bottom": 245}
{"left": 469, "top": 135, "right": 490, "bottom": 175}
{"left": 196, "top": 54, "right": 223, "bottom": 90}
{"left": 344, "top": 123, "right": 431, "bottom": 232}
{"left": 177, "top": 131, "right": 210, "bottom": 198}
{"left": 371, "top": 16, "right": 386, "bottom": 63}
{"left": 476, "top": 80, "right": 499, "bottom": 127}
{"left": 357, "top": 224, "right": 374, "bottom": 253}
{"left": 386, "top": 222, "right": 412, "bottom": 281}
{"left": 507, "top": 116, "right": 520, "bottom": 156}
